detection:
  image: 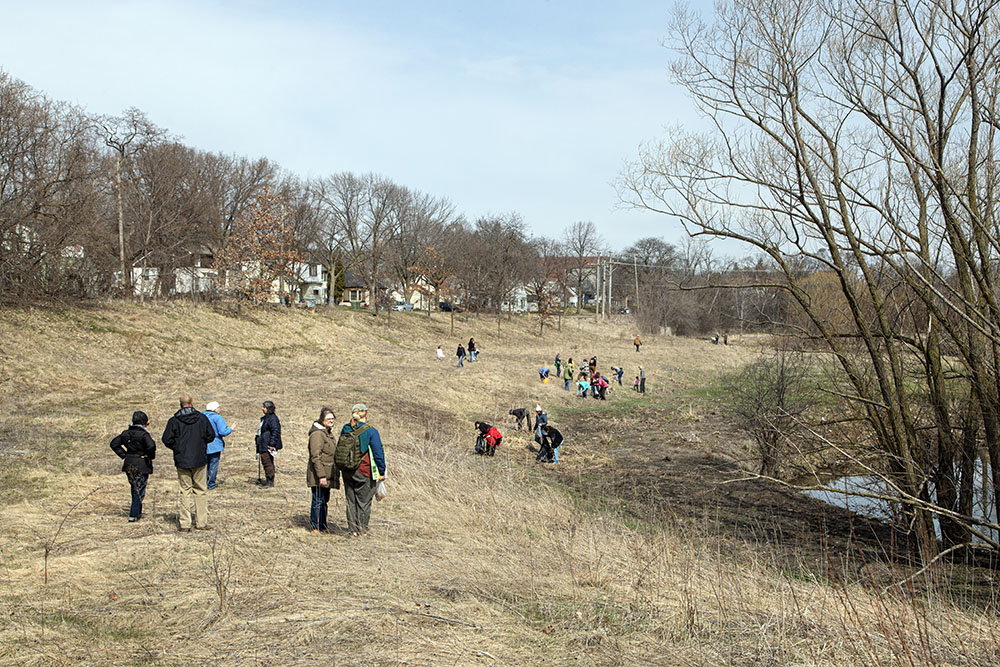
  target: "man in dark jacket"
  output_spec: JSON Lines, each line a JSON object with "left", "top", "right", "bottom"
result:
{"left": 110, "top": 410, "right": 156, "bottom": 522}
{"left": 538, "top": 424, "right": 564, "bottom": 463}
{"left": 162, "top": 395, "right": 215, "bottom": 532}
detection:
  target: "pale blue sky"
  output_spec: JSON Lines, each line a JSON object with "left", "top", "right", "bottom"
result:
{"left": 0, "top": 1, "right": 706, "bottom": 249}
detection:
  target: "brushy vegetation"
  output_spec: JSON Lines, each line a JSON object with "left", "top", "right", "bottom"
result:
{"left": 0, "top": 304, "right": 997, "bottom": 665}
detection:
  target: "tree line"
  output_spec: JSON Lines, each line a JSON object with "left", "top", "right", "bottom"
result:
{"left": 1, "top": 67, "right": 812, "bottom": 338}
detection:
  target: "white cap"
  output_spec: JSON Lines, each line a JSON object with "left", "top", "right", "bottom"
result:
{"left": 206, "top": 401, "right": 220, "bottom": 412}
{"left": 535, "top": 404, "right": 542, "bottom": 412}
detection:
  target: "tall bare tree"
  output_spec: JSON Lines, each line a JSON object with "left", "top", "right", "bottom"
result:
{"left": 562, "top": 220, "right": 604, "bottom": 314}
{"left": 96, "top": 108, "right": 163, "bottom": 293}
{"left": 620, "top": 0, "right": 1000, "bottom": 557}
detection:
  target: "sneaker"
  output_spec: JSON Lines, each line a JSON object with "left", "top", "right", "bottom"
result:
{"left": 178, "top": 527, "right": 192, "bottom": 533}
{"left": 128, "top": 517, "right": 138, "bottom": 522}
{"left": 311, "top": 529, "right": 320, "bottom": 534}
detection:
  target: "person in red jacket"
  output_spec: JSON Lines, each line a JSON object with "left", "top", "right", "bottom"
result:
{"left": 474, "top": 421, "right": 503, "bottom": 457}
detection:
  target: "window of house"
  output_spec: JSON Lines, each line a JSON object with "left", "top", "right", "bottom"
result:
{"left": 309, "top": 264, "right": 318, "bottom": 277}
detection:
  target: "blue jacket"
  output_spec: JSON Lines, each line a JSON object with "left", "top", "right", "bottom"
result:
{"left": 341, "top": 422, "right": 386, "bottom": 478}
{"left": 203, "top": 411, "right": 232, "bottom": 455}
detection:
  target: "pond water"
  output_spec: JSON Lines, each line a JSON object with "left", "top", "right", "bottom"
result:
{"left": 801, "top": 461, "right": 998, "bottom": 545}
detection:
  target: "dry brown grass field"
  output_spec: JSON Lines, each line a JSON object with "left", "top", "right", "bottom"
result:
{"left": 0, "top": 303, "right": 997, "bottom": 665}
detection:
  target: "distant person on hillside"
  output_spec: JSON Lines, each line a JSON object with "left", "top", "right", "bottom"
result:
{"left": 338, "top": 404, "right": 386, "bottom": 536}
{"left": 538, "top": 367, "right": 550, "bottom": 383}
{"left": 610, "top": 365, "right": 624, "bottom": 386}
{"left": 554, "top": 353, "right": 561, "bottom": 377}
{"left": 534, "top": 405, "right": 548, "bottom": 446}
{"left": 562, "top": 360, "right": 573, "bottom": 391}
{"left": 456, "top": 343, "right": 466, "bottom": 367}
{"left": 474, "top": 421, "right": 502, "bottom": 456}
{"left": 257, "top": 400, "right": 283, "bottom": 488}
{"left": 723, "top": 332, "right": 729, "bottom": 345}
{"left": 633, "top": 376, "right": 640, "bottom": 391}
{"left": 109, "top": 410, "right": 156, "bottom": 522}
{"left": 588, "top": 356, "right": 597, "bottom": 378}
{"left": 712, "top": 332, "right": 720, "bottom": 345}
{"left": 162, "top": 395, "right": 215, "bottom": 531}
{"left": 203, "top": 401, "right": 232, "bottom": 490}
{"left": 567, "top": 358, "right": 575, "bottom": 379}
{"left": 468, "top": 337, "right": 478, "bottom": 362}
{"left": 436, "top": 345, "right": 445, "bottom": 361}
{"left": 509, "top": 407, "right": 531, "bottom": 431}
{"left": 576, "top": 377, "right": 590, "bottom": 398}
{"left": 594, "top": 372, "right": 608, "bottom": 400}
{"left": 639, "top": 366, "right": 646, "bottom": 394}
{"left": 538, "top": 424, "right": 564, "bottom": 463}
{"left": 634, "top": 336, "right": 642, "bottom": 352}
{"left": 306, "top": 407, "right": 339, "bottom": 533}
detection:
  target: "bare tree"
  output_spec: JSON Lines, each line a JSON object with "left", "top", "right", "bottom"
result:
{"left": 526, "top": 237, "right": 563, "bottom": 335}
{"left": 619, "top": 0, "right": 1000, "bottom": 558}
{"left": 95, "top": 108, "right": 164, "bottom": 293}
{"left": 562, "top": 220, "right": 604, "bottom": 314}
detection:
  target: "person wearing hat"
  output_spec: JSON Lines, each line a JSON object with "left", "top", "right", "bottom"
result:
{"left": 109, "top": 411, "right": 157, "bottom": 522}
{"left": 339, "top": 403, "right": 386, "bottom": 536}
{"left": 533, "top": 405, "right": 548, "bottom": 447}
{"left": 203, "top": 401, "right": 233, "bottom": 490}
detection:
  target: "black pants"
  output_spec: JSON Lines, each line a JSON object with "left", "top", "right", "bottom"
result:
{"left": 343, "top": 470, "right": 376, "bottom": 533}
{"left": 125, "top": 468, "right": 148, "bottom": 519}
{"left": 640, "top": 378, "right": 646, "bottom": 393}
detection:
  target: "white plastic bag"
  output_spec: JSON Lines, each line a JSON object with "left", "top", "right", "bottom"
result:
{"left": 375, "top": 480, "right": 387, "bottom": 501}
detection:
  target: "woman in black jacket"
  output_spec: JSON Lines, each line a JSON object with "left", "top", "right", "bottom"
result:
{"left": 257, "top": 400, "right": 283, "bottom": 488}
{"left": 109, "top": 411, "right": 156, "bottom": 522}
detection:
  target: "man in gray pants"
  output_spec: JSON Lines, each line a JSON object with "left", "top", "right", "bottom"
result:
{"left": 339, "top": 403, "right": 386, "bottom": 536}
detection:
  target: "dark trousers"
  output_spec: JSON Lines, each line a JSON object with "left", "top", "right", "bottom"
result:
{"left": 536, "top": 442, "right": 553, "bottom": 462}
{"left": 640, "top": 378, "right": 646, "bottom": 393}
{"left": 343, "top": 469, "right": 376, "bottom": 533}
{"left": 126, "top": 468, "right": 148, "bottom": 519}
{"left": 310, "top": 486, "right": 330, "bottom": 530}
{"left": 599, "top": 385, "right": 607, "bottom": 400}
{"left": 260, "top": 450, "right": 275, "bottom": 479}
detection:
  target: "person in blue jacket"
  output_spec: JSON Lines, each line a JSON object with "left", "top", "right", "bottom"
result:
{"left": 339, "top": 403, "right": 386, "bottom": 536}
{"left": 203, "top": 401, "right": 233, "bottom": 490}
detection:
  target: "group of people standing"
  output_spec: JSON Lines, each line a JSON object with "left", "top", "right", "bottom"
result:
{"left": 110, "top": 397, "right": 386, "bottom": 536}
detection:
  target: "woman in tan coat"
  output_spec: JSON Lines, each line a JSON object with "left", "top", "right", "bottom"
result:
{"left": 307, "top": 407, "right": 339, "bottom": 533}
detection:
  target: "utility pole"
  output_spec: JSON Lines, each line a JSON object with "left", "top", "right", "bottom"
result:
{"left": 633, "top": 255, "right": 640, "bottom": 315}
{"left": 607, "top": 254, "right": 613, "bottom": 319}
{"left": 594, "top": 257, "right": 601, "bottom": 323}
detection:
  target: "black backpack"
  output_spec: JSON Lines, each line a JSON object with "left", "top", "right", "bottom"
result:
{"left": 334, "top": 424, "right": 372, "bottom": 471}
{"left": 474, "top": 434, "right": 486, "bottom": 455}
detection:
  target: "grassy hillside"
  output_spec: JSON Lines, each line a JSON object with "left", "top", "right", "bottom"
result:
{"left": 0, "top": 303, "right": 996, "bottom": 665}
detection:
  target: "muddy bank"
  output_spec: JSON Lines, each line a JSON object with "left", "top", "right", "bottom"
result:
{"left": 556, "top": 407, "right": 926, "bottom": 576}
